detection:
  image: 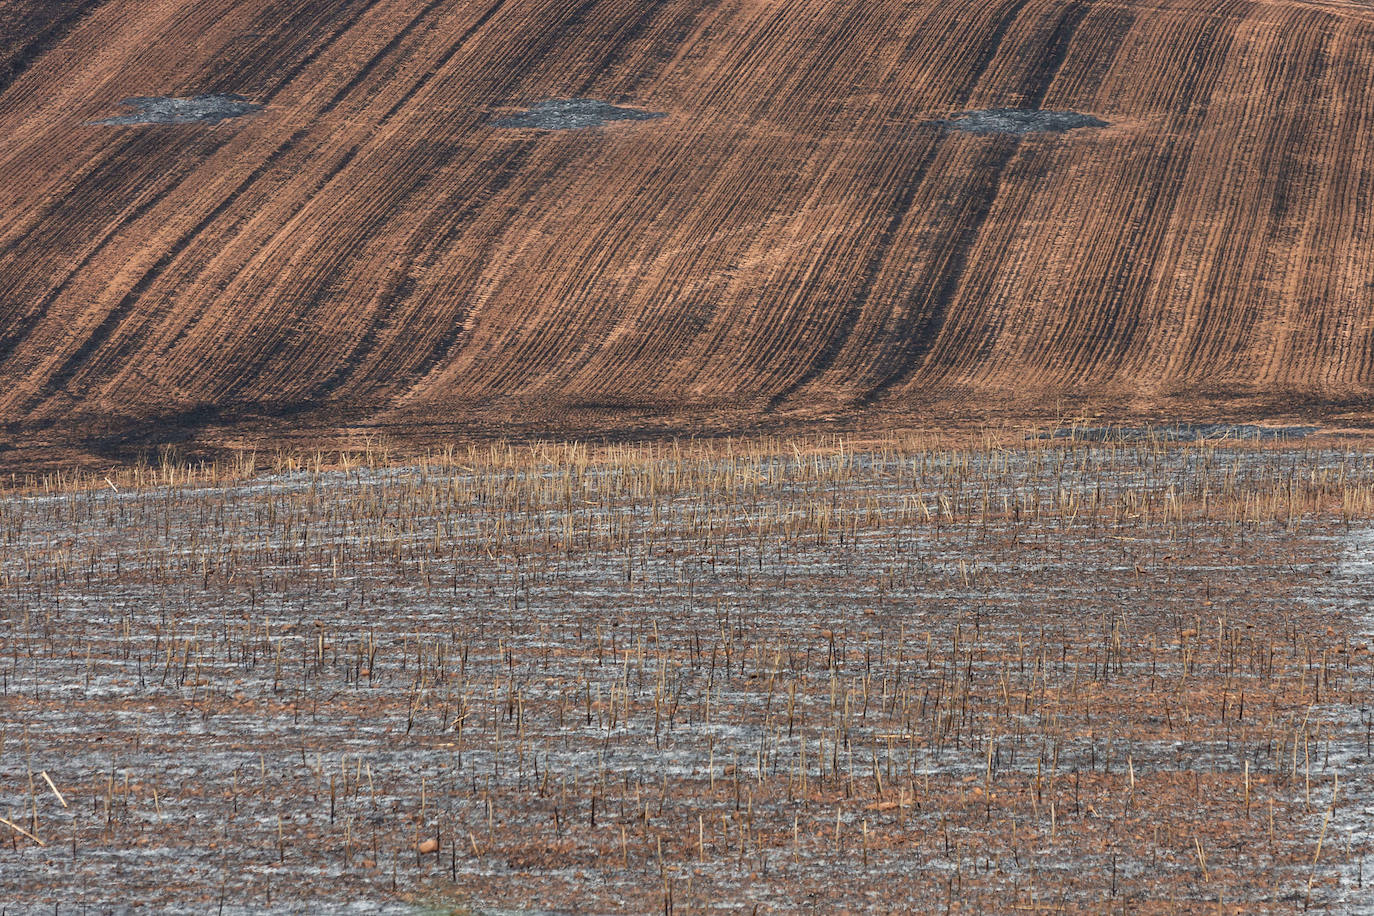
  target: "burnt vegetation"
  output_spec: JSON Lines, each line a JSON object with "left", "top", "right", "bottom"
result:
{"left": 4, "top": 0, "right": 1374, "bottom": 909}
{"left": 3, "top": 434, "right": 1374, "bottom": 909}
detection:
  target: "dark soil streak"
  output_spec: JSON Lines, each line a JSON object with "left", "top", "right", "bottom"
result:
{"left": 0, "top": 131, "right": 242, "bottom": 386}
{"left": 0, "top": 0, "right": 389, "bottom": 387}
{"left": 276, "top": 146, "right": 538, "bottom": 409}
{"left": 953, "top": 4, "right": 1137, "bottom": 375}
{"left": 0, "top": 0, "right": 107, "bottom": 99}
{"left": 1067, "top": 0, "right": 1257, "bottom": 378}
{"left": 316, "top": 0, "right": 456, "bottom": 116}
{"left": 376, "top": 0, "right": 518, "bottom": 125}
{"left": 394, "top": 1, "right": 713, "bottom": 403}
{"left": 766, "top": 0, "right": 1037, "bottom": 409}
{"left": 1263, "top": 20, "right": 1332, "bottom": 231}
{"left": 243, "top": 0, "right": 392, "bottom": 106}
{"left": 765, "top": 137, "right": 942, "bottom": 411}
{"left": 365, "top": 145, "right": 546, "bottom": 405}
{"left": 856, "top": 0, "right": 1090, "bottom": 407}
{"left": 218, "top": 0, "right": 618, "bottom": 410}
{"left": 853, "top": 137, "right": 1022, "bottom": 407}
{"left": 572, "top": 0, "right": 676, "bottom": 96}
{"left": 0, "top": 169, "right": 189, "bottom": 374}
{"left": 30, "top": 130, "right": 313, "bottom": 409}
{"left": 13, "top": 0, "right": 487, "bottom": 411}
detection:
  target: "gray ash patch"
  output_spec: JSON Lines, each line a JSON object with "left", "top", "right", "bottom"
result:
{"left": 929, "top": 108, "right": 1107, "bottom": 135}
{"left": 89, "top": 94, "right": 262, "bottom": 125}
{"left": 493, "top": 98, "right": 665, "bottom": 130}
{"left": 1040, "top": 423, "right": 1318, "bottom": 443}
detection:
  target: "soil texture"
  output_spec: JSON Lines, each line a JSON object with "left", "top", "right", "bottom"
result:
{"left": 0, "top": 0, "right": 1372, "bottom": 462}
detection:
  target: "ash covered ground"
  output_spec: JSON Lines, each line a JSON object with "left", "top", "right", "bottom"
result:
{"left": 1, "top": 440, "right": 1371, "bottom": 911}
{"left": 929, "top": 108, "right": 1107, "bottom": 134}
{"left": 493, "top": 99, "right": 664, "bottom": 130}
{"left": 89, "top": 94, "right": 262, "bottom": 125}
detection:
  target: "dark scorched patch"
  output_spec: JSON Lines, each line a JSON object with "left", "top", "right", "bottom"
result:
{"left": 89, "top": 94, "right": 263, "bottom": 125}
{"left": 929, "top": 108, "right": 1107, "bottom": 135}
{"left": 493, "top": 98, "right": 664, "bottom": 130}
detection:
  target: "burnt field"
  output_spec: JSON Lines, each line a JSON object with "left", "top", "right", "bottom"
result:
{"left": 4, "top": 435, "right": 1374, "bottom": 911}
{"left": 2, "top": 0, "right": 1374, "bottom": 462}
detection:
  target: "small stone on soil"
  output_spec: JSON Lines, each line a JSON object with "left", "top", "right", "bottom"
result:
{"left": 493, "top": 99, "right": 665, "bottom": 130}
{"left": 929, "top": 108, "right": 1107, "bottom": 134}
{"left": 89, "top": 94, "right": 263, "bottom": 126}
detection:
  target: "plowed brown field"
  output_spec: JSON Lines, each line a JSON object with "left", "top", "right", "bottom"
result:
{"left": 2, "top": 0, "right": 1373, "bottom": 464}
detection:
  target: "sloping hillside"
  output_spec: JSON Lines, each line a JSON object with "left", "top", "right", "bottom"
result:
{"left": 0, "top": 0, "right": 1371, "bottom": 461}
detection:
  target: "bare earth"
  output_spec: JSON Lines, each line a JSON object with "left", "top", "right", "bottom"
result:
{"left": 1, "top": 1, "right": 1374, "bottom": 464}
{"left": 4, "top": 437, "right": 1374, "bottom": 911}
{"left": 6, "top": 0, "right": 1374, "bottom": 911}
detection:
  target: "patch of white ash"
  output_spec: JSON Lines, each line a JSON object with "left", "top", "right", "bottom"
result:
{"left": 89, "top": 94, "right": 262, "bottom": 125}
{"left": 1316, "top": 526, "right": 1374, "bottom": 912}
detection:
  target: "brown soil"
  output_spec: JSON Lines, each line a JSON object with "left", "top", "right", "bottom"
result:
{"left": 1, "top": 1, "right": 1374, "bottom": 466}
